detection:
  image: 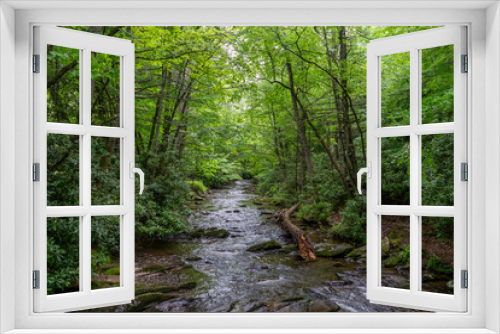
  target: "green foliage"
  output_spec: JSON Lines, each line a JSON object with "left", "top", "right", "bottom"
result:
{"left": 187, "top": 180, "right": 209, "bottom": 194}
{"left": 296, "top": 202, "right": 333, "bottom": 224}
{"left": 103, "top": 267, "right": 121, "bottom": 275}
{"left": 384, "top": 247, "right": 411, "bottom": 267}
{"left": 135, "top": 173, "right": 190, "bottom": 238}
{"left": 426, "top": 254, "right": 453, "bottom": 275}
{"left": 47, "top": 25, "right": 454, "bottom": 291}
{"left": 331, "top": 197, "right": 367, "bottom": 244}
{"left": 197, "top": 157, "right": 243, "bottom": 188}
{"left": 47, "top": 217, "right": 79, "bottom": 294}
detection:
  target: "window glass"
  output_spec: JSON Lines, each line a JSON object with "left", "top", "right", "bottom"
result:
{"left": 47, "top": 217, "right": 80, "bottom": 295}
{"left": 47, "top": 45, "right": 80, "bottom": 124}
{"left": 381, "top": 52, "right": 410, "bottom": 127}
{"left": 421, "top": 45, "right": 454, "bottom": 124}
{"left": 91, "top": 53, "right": 121, "bottom": 127}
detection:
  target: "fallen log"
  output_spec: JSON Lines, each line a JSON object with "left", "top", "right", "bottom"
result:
{"left": 277, "top": 203, "right": 316, "bottom": 261}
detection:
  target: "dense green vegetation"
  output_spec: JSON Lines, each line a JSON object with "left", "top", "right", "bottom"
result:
{"left": 46, "top": 26, "right": 454, "bottom": 294}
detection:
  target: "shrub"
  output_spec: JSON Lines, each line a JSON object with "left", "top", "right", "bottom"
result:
{"left": 331, "top": 197, "right": 367, "bottom": 244}
{"left": 426, "top": 254, "right": 453, "bottom": 275}
{"left": 296, "top": 201, "right": 332, "bottom": 224}
{"left": 187, "top": 180, "right": 208, "bottom": 194}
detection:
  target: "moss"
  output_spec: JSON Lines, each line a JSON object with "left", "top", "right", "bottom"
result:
{"left": 277, "top": 244, "right": 297, "bottom": 253}
{"left": 315, "top": 243, "right": 353, "bottom": 258}
{"left": 103, "top": 267, "right": 120, "bottom": 275}
{"left": 140, "top": 264, "right": 167, "bottom": 272}
{"left": 247, "top": 240, "right": 282, "bottom": 252}
{"left": 345, "top": 245, "right": 367, "bottom": 259}
{"left": 190, "top": 227, "right": 230, "bottom": 239}
{"left": 383, "top": 247, "right": 410, "bottom": 267}
{"left": 128, "top": 293, "right": 173, "bottom": 312}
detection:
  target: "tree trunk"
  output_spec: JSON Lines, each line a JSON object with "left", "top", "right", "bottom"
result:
{"left": 285, "top": 60, "right": 318, "bottom": 200}
{"left": 277, "top": 203, "right": 316, "bottom": 261}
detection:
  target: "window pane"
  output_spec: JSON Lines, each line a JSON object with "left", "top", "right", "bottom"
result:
{"left": 421, "top": 45, "right": 454, "bottom": 124}
{"left": 47, "top": 134, "right": 80, "bottom": 206}
{"left": 47, "top": 217, "right": 80, "bottom": 295}
{"left": 381, "top": 215, "right": 410, "bottom": 290}
{"left": 47, "top": 45, "right": 80, "bottom": 124}
{"left": 421, "top": 217, "right": 454, "bottom": 294}
{"left": 381, "top": 137, "right": 410, "bottom": 205}
{"left": 91, "top": 216, "right": 121, "bottom": 290}
{"left": 381, "top": 52, "right": 410, "bottom": 127}
{"left": 422, "top": 134, "right": 454, "bottom": 206}
{"left": 91, "top": 53, "right": 121, "bottom": 127}
{"left": 92, "top": 137, "right": 121, "bottom": 205}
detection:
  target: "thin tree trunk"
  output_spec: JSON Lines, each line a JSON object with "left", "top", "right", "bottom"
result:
{"left": 285, "top": 60, "right": 318, "bottom": 200}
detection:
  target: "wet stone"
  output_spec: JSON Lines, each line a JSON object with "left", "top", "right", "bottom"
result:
{"left": 308, "top": 300, "right": 341, "bottom": 312}
{"left": 247, "top": 240, "right": 282, "bottom": 252}
{"left": 316, "top": 243, "right": 354, "bottom": 258}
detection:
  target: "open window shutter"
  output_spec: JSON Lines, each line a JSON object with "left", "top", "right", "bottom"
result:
{"left": 33, "top": 26, "right": 136, "bottom": 312}
{"left": 364, "top": 26, "right": 467, "bottom": 312}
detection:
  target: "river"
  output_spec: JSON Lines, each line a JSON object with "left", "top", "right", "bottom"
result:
{"left": 112, "top": 180, "right": 419, "bottom": 313}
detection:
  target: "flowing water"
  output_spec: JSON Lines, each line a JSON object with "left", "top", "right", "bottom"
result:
{"left": 131, "top": 180, "right": 416, "bottom": 313}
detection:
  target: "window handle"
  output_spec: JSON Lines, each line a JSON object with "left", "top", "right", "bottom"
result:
{"left": 357, "top": 162, "right": 371, "bottom": 195}
{"left": 129, "top": 162, "right": 145, "bottom": 195}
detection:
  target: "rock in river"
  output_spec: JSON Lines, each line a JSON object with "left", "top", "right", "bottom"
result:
{"left": 247, "top": 240, "right": 282, "bottom": 252}
{"left": 315, "top": 243, "right": 353, "bottom": 258}
{"left": 189, "top": 227, "right": 230, "bottom": 239}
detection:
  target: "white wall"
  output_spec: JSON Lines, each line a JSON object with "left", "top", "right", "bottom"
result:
{"left": 486, "top": 2, "right": 500, "bottom": 333}
{"left": 0, "top": 2, "right": 16, "bottom": 333}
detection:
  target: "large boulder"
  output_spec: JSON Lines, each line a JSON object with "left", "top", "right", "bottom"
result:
{"left": 345, "top": 245, "right": 367, "bottom": 259}
{"left": 315, "top": 243, "right": 353, "bottom": 258}
{"left": 247, "top": 240, "right": 282, "bottom": 252}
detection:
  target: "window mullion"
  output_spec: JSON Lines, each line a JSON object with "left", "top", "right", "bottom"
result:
{"left": 409, "top": 47, "right": 420, "bottom": 294}
{"left": 82, "top": 47, "right": 92, "bottom": 294}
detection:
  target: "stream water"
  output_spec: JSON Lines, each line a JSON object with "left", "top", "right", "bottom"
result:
{"left": 129, "top": 180, "right": 416, "bottom": 313}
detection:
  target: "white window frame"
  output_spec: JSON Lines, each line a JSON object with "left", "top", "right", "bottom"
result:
{"left": 0, "top": 1, "right": 499, "bottom": 333}
{"left": 366, "top": 26, "right": 467, "bottom": 312}
{"left": 33, "top": 26, "right": 136, "bottom": 313}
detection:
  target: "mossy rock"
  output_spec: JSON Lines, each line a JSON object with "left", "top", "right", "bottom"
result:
{"left": 103, "top": 267, "right": 120, "bottom": 275}
{"left": 247, "top": 240, "right": 282, "bottom": 252}
{"left": 190, "top": 227, "right": 230, "bottom": 239}
{"left": 383, "top": 248, "right": 410, "bottom": 267}
{"left": 315, "top": 243, "right": 353, "bottom": 258}
{"left": 332, "top": 262, "right": 343, "bottom": 268}
{"left": 277, "top": 244, "right": 297, "bottom": 254}
{"left": 307, "top": 300, "right": 341, "bottom": 312}
{"left": 128, "top": 293, "right": 173, "bottom": 312}
{"left": 176, "top": 268, "right": 209, "bottom": 286}
{"left": 345, "top": 245, "right": 367, "bottom": 259}
{"left": 140, "top": 264, "right": 167, "bottom": 272}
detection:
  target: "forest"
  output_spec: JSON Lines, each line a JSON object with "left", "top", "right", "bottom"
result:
{"left": 46, "top": 26, "right": 455, "bottom": 311}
